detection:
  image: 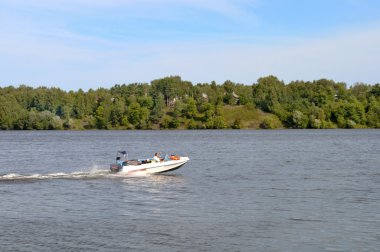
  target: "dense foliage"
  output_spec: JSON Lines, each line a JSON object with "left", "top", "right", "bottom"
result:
{"left": 1, "top": 76, "right": 379, "bottom": 130}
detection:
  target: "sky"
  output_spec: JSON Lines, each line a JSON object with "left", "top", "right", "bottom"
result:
{"left": 1, "top": 0, "right": 380, "bottom": 90}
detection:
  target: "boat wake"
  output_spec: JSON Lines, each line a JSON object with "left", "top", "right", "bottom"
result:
{"left": 0, "top": 168, "right": 150, "bottom": 182}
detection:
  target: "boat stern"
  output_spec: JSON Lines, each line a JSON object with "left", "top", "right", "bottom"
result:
{"left": 110, "top": 163, "right": 122, "bottom": 173}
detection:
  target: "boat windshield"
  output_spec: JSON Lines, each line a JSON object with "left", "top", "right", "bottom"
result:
{"left": 117, "top": 150, "right": 127, "bottom": 161}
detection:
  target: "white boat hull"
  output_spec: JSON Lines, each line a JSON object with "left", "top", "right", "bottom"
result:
{"left": 118, "top": 157, "right": 189, "bottom": 174}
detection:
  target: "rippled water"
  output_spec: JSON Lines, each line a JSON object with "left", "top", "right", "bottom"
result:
{"left": 0, "top": 130, "right": 379, "bottom": 251}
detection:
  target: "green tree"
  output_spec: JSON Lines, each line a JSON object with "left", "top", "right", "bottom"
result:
{"left": 95, "top": 105, "right": 108, "bottom": 129}
{"left": 369, "top": 84, "right": 380, "bottom": 97}
{"left": 127, "top": 102, "right": 142, "bottom": 125}
{"left": 366, "top": 96, "right": 380, "bottom": 128}
{"left": 109, "top": 99, "right": 126, "bottom": 127}
{"left": 150, "top": 93, "right": 165, "bottom": 124}
{"left": 260, "top": 116, "right": 282, "bottom": 129}
{"left": 0, "top": 95, "right": 27, "bottom": 129}
{"left": 184, "top": 97, "right": 197, "bottom": 119}
{"left": 291, "top": 110, "right": 308, "bottom": 129}
{"left": 253, "top": 75, "right": 285, "bottom": 112}
{"left": 200, "top": 102, "right": 215, "bottom": 122}
{"left": 151, "top": 76, "right": 181, "bottom": 107}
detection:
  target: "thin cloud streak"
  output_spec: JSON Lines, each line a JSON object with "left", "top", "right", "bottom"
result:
{"left": 1, "top": 23, "right": 379, "bottom": 90}
{"left": 160, "top": 27, "right": 380, "bottom": 85}
{"left": 1, "top": 0, "right": 379, "bottom": 90}
{"left": 1, "top": 0, "right": 257, "bottom": 19}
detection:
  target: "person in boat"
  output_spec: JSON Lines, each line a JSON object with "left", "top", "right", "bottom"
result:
{"left": 153, "top": 152, "right": 162, "bottom": 163}
{"left": 116, "top": 157, "right": 124, "bottom": 166}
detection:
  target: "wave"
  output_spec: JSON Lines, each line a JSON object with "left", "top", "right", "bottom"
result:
{"left": 0, "top": 167, "right": 149, "bottom": 182}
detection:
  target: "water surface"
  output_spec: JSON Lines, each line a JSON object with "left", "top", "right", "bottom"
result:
{"left": 0, "top": 130, "right": 379, "bottom": 251}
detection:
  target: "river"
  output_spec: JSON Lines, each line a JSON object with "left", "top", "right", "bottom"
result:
{"left": 0, "top": 130, "right": 379, "bottom": 251}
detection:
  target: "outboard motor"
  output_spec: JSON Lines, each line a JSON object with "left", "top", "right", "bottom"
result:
{"left": 110, "top": 163, "right": 122, "bottom": 173}
{"left": 110, "top": 150, "right": 128, "bottom": 173}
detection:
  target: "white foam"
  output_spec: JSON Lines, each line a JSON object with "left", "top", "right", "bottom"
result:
{"left": 0, "top": 166, "right": 152, "bottom": 182}
{"left": 50, "top": 172, "right": 67, "bottom": 176}
{"left": 2, "top": 173, "right": 21, "bottom": 179}
{"left": 126, "top": 170, "right": 150, "bottom": 177}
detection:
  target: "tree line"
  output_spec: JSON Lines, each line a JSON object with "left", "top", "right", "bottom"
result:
{"left": 1, "top": 76, "right": 379, "bottom": 130}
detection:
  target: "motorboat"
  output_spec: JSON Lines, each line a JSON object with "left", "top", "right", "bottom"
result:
{"left": 110, "top": 151, "right": 189, "bottom": 174}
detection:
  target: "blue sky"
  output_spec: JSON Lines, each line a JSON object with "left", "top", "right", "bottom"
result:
{"left": 1, "top": 0, "right": 380, "bottom": 90}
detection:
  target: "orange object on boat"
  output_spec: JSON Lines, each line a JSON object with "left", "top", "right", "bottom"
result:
{"left": 170, "top": 155, "right": 180, "bottom": 160}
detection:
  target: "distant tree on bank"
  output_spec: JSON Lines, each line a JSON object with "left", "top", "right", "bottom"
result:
{"left": 1, "top": 76, "right": 379, "bottom": 130}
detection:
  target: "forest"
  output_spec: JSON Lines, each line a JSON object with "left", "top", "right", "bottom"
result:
{"left": 1, "top": 76, "right": 379, "bottom": 130}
